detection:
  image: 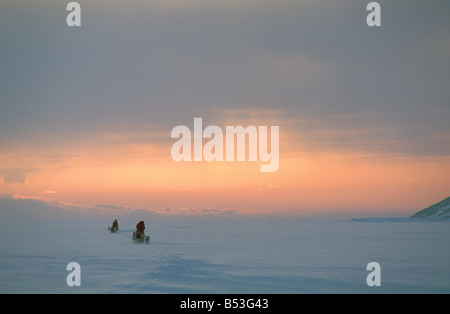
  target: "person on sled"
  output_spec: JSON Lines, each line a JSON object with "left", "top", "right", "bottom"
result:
{"left": 135, "top": 220, "right": 146, "bottom": 239}
{"left": 111, "top": 219, "right": 119, "bottom": 231}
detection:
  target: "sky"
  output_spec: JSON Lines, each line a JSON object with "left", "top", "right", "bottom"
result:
{"left": 1, "top": 0, "right": 449, "bottom": 218}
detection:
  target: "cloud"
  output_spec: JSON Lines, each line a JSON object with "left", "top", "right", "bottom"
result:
{"left": 258, "top": 184, "right": 287, "bottom": 191}
{"left": 201, "top": 208, "right": 221, "bottom": 214}
{"left": 198, "top": 208, "right": 238, "bottom": 215}
{"left": 1, "top": 0, "right": 449, "bottom": 158}
{"left": 95, "top": 204, "right": 128, "bottom": 212}
{"left": 95, "top": 204, "right": 124, "bottom": 210}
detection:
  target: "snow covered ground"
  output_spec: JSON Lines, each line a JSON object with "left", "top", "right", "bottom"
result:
{"left": 1, "top": 217, "right": 449, "bottom": 293}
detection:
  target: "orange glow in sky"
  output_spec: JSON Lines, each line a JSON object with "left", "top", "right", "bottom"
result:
{"left": 1, "top": 122, "right": 449, "bottom": 217}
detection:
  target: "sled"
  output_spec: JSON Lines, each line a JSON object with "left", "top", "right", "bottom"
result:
{"left": 108, "top": 226, "right": 119, "bottom": 233}
{"left": 133, "top": 231, "right": 150, "bottom": 244}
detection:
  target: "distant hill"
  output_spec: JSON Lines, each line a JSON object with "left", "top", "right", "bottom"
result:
{"left": 411, "top": 197, "right": 450, "bottom": 219}
{"left": 0, "top": 195, "right": 83, "bottom": 222}
{"left": 0, "top": 194, "right": 178, "bottom": 223}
